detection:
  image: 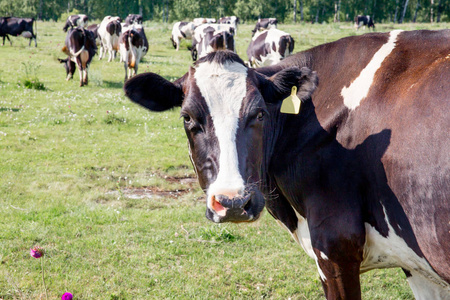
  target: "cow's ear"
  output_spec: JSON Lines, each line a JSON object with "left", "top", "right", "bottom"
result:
{"left": 124, "top": 72, "right": 186, "bottom": 112}
{"left": 258, "top": 67, "right": 318, "bottom": 104}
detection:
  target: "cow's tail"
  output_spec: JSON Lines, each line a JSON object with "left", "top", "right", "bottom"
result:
{"left": 128, "top": 31, "right": 137, "bottom": 68}
{"left": 70, "top": 28, "right": 86, "bottom": 57}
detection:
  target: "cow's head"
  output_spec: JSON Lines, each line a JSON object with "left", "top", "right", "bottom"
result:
{"left": 124, "top": 51, "right": 317, "bottom": 223}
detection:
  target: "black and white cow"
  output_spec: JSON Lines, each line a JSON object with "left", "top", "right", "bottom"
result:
{"left": 63, "top": 14, "right": 88, "bottom": 32}
{"left": 119, "top": 24, "right": 148, "bottom": 80}
{"left": 218, "top": 16, "right": 239, "bottom": 35}
{"left": 247, "top": 28, "right": 294, "bottom": 67}
{"left": 0, "top": 17, "right": 37, "bottom": 47}
{"left": 191, "top": 24, "right": 235, "bottom": 61}
{"left": 59, "top": 27, "right": 97, "bottom": 86}
{"left": 98, "top": 16, "right": 122, "bottom": 62}
{"left": 251, "top": 18, "right": 278, "bottom": 36}
{"left": 124, "top": 14, "right": 143, "bottom": 25}
{"left": 124, "top": 29, "right": 450, "bottom": 299}
{"left": 354, "top": 15, "right": 375, "bottom": 30}
{"left": 170, "top": 21, "right": 196, "bottom": 51}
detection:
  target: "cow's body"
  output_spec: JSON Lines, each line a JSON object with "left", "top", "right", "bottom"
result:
{"left": 86, "top": 24, "right": 100, "bottom": 46}
{"left": 59, "top": 27, "right": 97, "bottom": 86}
{"left": 0, "top": 17, "right": 36, "bottom": 47}
{"left": 170, "top": 21, "right": 196, "bottom": 51}
{"left": 119, "top": 24, "right": 148, "bottom": 80}
{"left": 218, "top": 16, "right": 239, "bottom": 35}
{"left": 124, "top": 30, "right": 450, "bottom": 299}
{"left": 252, "top": 18, "right": 278, "bottom": 36}
{"left": 354, "top": 15, "right": 375, "bottom": 30}
{"left": 98, "top": 16, "right": 122, "bottom": 62}
{"left": 63, "top": 14, "right": 88, "bottom": 32}
{"left": 247, "top": 28, "right": 294, "bottom": 67}
{"left": 193, "top": 18, "right": 216, "bottom": 26}
{"left": 191, "top": 24, "right": 235, "bottom": 61}
{"left": 124, "top": 14, "right": 143, "bottom": 25}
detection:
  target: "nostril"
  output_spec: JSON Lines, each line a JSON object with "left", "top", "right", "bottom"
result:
{"left": 243, "top": 198, "right": 252, "bottom": 211}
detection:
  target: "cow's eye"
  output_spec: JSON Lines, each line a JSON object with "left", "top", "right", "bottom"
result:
{"left": 257, "top": 111, "right": 265, "bottom": 121}
{"left": 182, "top": 114, "right": 191, "bottom": 124}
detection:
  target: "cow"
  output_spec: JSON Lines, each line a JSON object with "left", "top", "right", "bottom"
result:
{"left": 124, "top": 14, "right": 143, "bottom": 25}
{"left": 251, "top": 18, "right": 278, "bottom": 36}
{"left": 247, "top": 28, "right": 294, "bottom": 68}
{"left": 170, "top": 21, "right": 196, "bottom": 51}
{"left": 193, "top": 18, "right": 216, "bottom": 26}
{"left": 86, "top": 24, "right": 100, "bottom": 46}
{"left": 119, "top": 24, "right": 148, "bottom": 80}
{"left": 124, "top": 29, "right": 450, "bottom": 299}
{"left": 98, "top": 16, "right": 122, "bottom": 62}
{"left": 218, "top": 16, "right": 239, "bottom": 35}
{"left": 58, "top": 27, "right": 97, "bottom": 86}
{"left": 191, "top": 24, "right": 235, "bottom": 61}
{"left": 0, "top": 17, "right": 37, "bottom": 47}
{"left": 354, "top": 15, "right": 375, "bottom": 30}
{"left": 63, "top": 14, "right": 88, "bottom": 32}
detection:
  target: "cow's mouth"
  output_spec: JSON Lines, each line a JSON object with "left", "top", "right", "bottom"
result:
{"left": 205, "top": 190, "right": 264, "bottom": 223}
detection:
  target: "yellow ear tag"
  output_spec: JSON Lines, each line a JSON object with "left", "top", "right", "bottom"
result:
{"left": 280, "top": 86, "right": 301, "bottom": 114}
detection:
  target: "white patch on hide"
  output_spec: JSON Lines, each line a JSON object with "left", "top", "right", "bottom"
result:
{"left": 341, "top": 30, "right": 403, "bottom": 110}
{"left": 194, "top": 60, "right": 247, "bottom": 206}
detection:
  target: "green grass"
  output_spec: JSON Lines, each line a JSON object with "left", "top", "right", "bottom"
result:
{"left": 0, "top": 20, "right": 446, "bottom": 299}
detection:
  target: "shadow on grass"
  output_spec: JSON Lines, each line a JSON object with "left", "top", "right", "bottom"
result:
{"left": 103, "top": 80, "right": 123, "bottom": 89}
{"left": 0, "top": 107, "right": 21, "bottom": 112}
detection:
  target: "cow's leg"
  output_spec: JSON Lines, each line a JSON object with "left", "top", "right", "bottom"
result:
{"left": 309, "top": 208, "right": 365, "bottom": 300}
{"left": 124, "top": 62, "right": 128, "bottom": 81}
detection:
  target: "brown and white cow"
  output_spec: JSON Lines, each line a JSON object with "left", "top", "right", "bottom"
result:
{"left": 247, "top": 28, "right": 294, "bottom": 67}
{"left": 86, "top": 24, "right": 100, "bottom": 46}
{"left": 63, "top": 14, "right": 88, "bottom": 32}
{"left": 251, "top": 18, "right": 278, "bottom": 36}
{"left": 0, "top": 17, "right": 37, "bottom": 47}
{"left": 354, "top": 15, "right": 375, "bottom": 30}
{"left": 170, "top": 21, "right": 196, "bottom": 51}
{"left": 59, "top": 27, "right": 97, "bottom": 86}
{"left": 191, "top": 24, "right": 235, "bottom": 61}
{"left": 124, "top": 29, "right": 450, "bottom": 299}
{"left": 124, "top": 14, "right": 143, "bottom": 25}
{"left": 98, "top": 16, "right": 121, "bottom": 62}
{"left": 119, "top": 24, "right": 148, "bottom": 80}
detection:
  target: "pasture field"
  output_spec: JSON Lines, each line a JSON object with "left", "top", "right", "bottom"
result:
{"left": 0, "top": 20, "right": 447, "bottom": 299}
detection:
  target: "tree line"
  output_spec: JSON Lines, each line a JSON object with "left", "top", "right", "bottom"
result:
{"left": 0, "top": 0, "right": 448, "bottom": 24}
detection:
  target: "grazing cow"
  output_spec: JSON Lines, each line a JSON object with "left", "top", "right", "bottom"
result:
{"left": 59, "top": 27, "right": 97, "bottom": 86}
{"left": 86, "top": 24, "right": 100, "bottom": 45}
{"left": 247, "top": 28, "right": 294, "bottom": 68}
{"left": 191, "top": 24, "right": 235, "bottom": 61}
{"left": 354, "top": 15, "right": 375, "bottom": 30}
{"left": 170, "top": 21, "right": 196, "bottom": 51}
{"left": 0, "top": 17, "right": 37, "bottom": 47}
{"left": 63, "top": 14, "right": 88, "bottom": 32}
{"left": 193, "top": 18, "right": 216, "bottom": 26}
{"left": 252, "top": 18, "right": 278, "bottom": 36}
{"left": 124, "top": 29, "right": 450, "bottom": 299}
{"left": 218, "top": 16, "right": 239, "bottom": 35}
{"left": 119, "top": 24, "right": 148, "bottom": 80}
{"left": 124, "top": 14, "right": 143, "bottom": 25}
{"left": 98, "top": 16, "right": 122, "bottom": 62}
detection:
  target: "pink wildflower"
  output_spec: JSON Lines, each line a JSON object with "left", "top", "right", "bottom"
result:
{"left": 62, "top": 292, "right": 73, "bottom": 300}
{"left": 30, "top": 246, "right": 44, "bottom": 258}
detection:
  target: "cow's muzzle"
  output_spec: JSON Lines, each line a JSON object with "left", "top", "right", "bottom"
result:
{"left": 205, "top": 189, "right": 264, "bottom": 223}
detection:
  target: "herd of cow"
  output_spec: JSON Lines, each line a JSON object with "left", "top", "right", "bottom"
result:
{"left": 0, "top": 14, "right": 377, "bottom": 88}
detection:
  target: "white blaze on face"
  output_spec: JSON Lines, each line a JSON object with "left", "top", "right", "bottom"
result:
{"left": 341, "top": 30, "right": 403, "bottom": 110}
{"left": 194, "top": 60, "right": 248, "bottom": 204}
